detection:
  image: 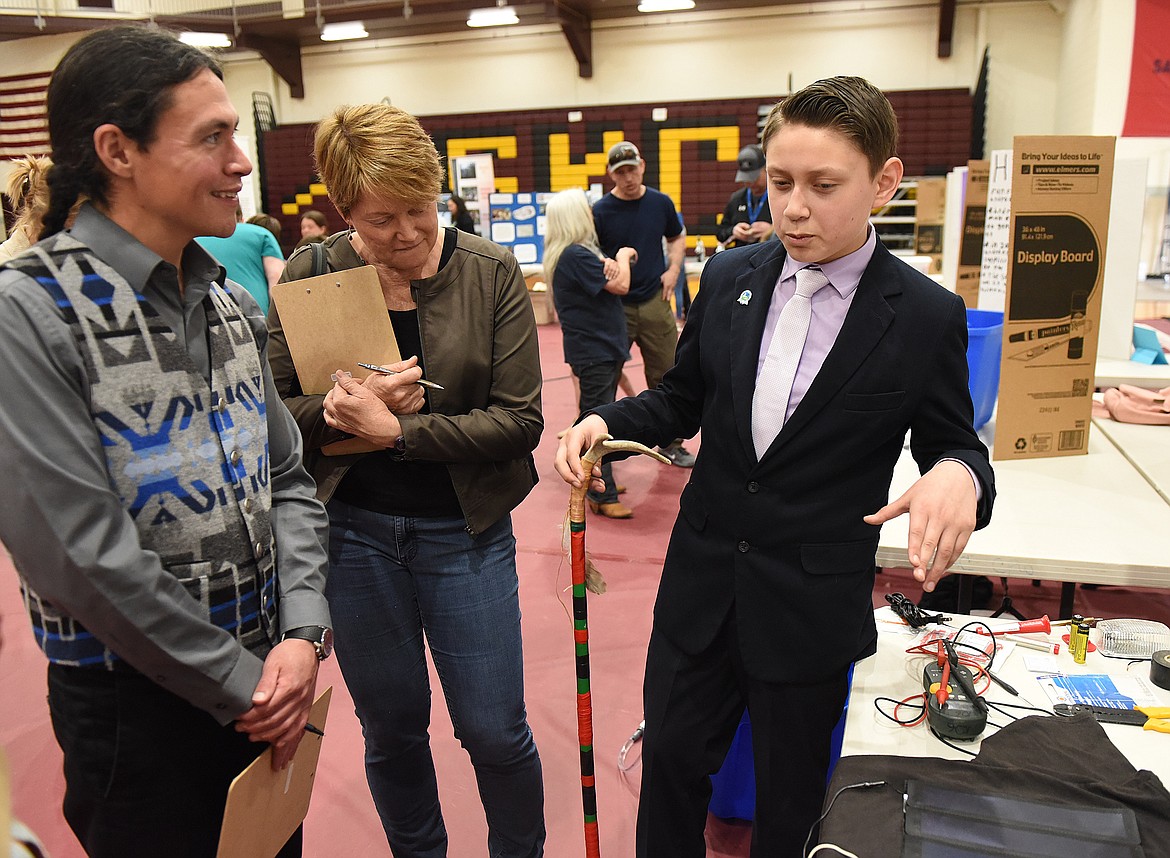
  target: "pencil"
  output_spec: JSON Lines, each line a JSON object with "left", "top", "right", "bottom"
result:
{"left": 357, "top": 362, "right": 445, "bottom": 390}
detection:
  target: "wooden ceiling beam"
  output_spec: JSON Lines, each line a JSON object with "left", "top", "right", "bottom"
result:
{"left": 556, "top": 2, "right": 593, "bottom": 79}
{"left": 937, "top": 0, "right": 955, "bottom": 58}
{"left": 237, "top": 32, "right": 305, "bottom": 99}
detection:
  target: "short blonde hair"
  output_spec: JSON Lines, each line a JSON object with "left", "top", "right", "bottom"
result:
{"left": 314, "top": 104, "right": 443, "bottom": 215}
{"left": 542, "top": 188, "right": 601, "bottom": 290}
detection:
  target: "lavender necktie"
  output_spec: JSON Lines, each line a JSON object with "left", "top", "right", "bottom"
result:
{"left": 751, "top": 266, "right": 830, "bottom": 459}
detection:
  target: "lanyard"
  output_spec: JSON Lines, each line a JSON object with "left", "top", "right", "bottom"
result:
{"left": 745, "top": 188, "right": 767, "bottom": 223}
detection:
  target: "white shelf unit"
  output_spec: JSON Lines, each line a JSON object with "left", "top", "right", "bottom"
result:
{"left": 872, "top": 180, "right": 918, "bottom": 250}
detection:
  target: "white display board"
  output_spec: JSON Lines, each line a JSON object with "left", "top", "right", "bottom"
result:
{"left": 451, "top": 154, "right": 495, "bottom": 237}
{"left": 941, "top": 164, "right": 967, "bottom": 294}
{"left": 978, "top": 149, "right": 1013, "bottom": 312}
{"left": 1098, "top": 158, "right": 1148, "bottom": 360}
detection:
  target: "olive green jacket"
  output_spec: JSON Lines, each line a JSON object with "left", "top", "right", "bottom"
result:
{"left": 269, "top": 228, "right": 543, "bottom": 535}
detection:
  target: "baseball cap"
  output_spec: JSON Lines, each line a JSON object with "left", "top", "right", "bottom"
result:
{"left": 735, "top": 144, "right": 765, "bottom": 182}
{"left": 607, "top": 142, "right": 641, "bottom": 171}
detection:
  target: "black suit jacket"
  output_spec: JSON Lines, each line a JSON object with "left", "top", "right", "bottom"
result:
{"left": 595, "top": 238, "right": 995, "bottom": 683}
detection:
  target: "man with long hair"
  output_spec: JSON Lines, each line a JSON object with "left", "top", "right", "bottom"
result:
{"left": 0, "top": 27, "right": 330, "bottom": 857}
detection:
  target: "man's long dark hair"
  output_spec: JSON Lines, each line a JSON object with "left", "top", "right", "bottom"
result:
{"left": 41, "top": 26, "right": 223, "bottom": 239}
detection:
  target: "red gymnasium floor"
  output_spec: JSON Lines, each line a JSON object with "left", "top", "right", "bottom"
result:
{"left": 3, "top": 320, "right": 1168, "bottom": 858}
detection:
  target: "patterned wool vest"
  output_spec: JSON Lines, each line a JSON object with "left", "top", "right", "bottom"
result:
{"left": 8, "top": 234, "right": 278, "bottom": 667}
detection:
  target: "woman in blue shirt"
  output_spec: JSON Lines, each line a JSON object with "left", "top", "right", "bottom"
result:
{"left": 544, "top": 188, "right": 637, "bottom": 518}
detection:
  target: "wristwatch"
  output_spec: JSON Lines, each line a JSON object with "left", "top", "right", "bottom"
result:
{"left": 282, "top": 625, "right": 334, "bottom": 661}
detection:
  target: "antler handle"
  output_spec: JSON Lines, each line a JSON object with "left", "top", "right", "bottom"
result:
{"left": 567, "top": 435, "right": 672, "bottom": 523}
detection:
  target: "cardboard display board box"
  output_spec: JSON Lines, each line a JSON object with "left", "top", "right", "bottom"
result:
{"left": 529, "top": 289, "right": 554, "bottom": 325}
{"left": 524, "top": 273, "right": 555, "bottom": 325}
{"left": 914, "top": 177, "right": 947, "bottom": 274}
{"left": 955, "top": 160, "right": 989, "bottom": 308}
{"left": 995, "top": 135, "right": 1116, "bottom": 461}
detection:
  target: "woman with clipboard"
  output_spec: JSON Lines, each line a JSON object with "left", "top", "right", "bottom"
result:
{"left": 268, "top": 104, "right": 545, "bottom": 858}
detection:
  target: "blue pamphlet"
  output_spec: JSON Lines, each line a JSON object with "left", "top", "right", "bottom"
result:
{"left": 1034, "top": 673, "right": 1163, "bottom": 710}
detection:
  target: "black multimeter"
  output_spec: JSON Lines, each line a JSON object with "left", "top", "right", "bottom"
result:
{"left": 922, "top": 660, "right": 988, "bottom": 740}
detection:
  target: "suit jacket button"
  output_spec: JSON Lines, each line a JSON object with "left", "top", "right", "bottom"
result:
{"left": 737, "top": 541, "right": 750, "bottom": 553}
{"left": 747, "top": 481, "right": 760, "bottom": 493}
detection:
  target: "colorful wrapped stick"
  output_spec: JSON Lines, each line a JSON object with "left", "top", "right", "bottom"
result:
{"left": 565, "top": 435, "right": 669, "bottom": 858}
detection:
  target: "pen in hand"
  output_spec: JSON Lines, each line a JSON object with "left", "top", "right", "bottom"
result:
{"left": 304, "top": 722, "right": 326, "bottom": 738}
{"left": 357, "top": 362, "right": 445, "bottom": 390}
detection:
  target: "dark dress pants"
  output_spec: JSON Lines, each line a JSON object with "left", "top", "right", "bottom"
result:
{"left": 636, "top": 611, "right": 850, "bottom": 858}
{"left": 48, "top": 663, "right": 302, "bottom": 858}
{"left": 572, "top": 360, "right": 624, "bottom": 504}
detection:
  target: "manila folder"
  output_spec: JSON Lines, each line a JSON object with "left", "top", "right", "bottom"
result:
{"left": 269, "top": 266, "right": 399, "bottom": 456}
{"left": 216, "top": 686, "right": 333, "bottom": 858}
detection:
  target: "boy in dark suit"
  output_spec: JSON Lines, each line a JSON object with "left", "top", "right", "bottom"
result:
{"left": 555, "top": 76, "right": 995, "bottom": 858}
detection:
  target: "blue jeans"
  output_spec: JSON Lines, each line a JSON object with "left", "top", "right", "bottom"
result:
{"left": 326, "top": 500, "right": 545, "bottom": 857}
{"left": 674, "top": 265, "right": 691, "bottom": 320}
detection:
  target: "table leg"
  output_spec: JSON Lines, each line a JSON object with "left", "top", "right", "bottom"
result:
{"left": 956, "top": 575, "right": 973, "bottom": 614}
{"left": 1058, "top": 582, "right": 1076, "bottom": 619}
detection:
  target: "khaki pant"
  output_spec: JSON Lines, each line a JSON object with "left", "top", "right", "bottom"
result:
{"left": 624, "top": 294, "right": 680, "bottom": 391}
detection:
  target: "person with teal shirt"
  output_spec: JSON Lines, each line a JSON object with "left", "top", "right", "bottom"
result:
{"left": 197, "top": 210, "right": 285, "bottom": 313}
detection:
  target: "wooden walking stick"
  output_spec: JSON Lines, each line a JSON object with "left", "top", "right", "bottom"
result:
{"left": 565, "top": 434, "right": 669, "bottom": 858}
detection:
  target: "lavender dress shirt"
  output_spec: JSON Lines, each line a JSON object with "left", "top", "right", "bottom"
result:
{"left": 754, "top": 226, "right": 980, "bottom": 496}
{"left": 756, "top": 227, "right": 876, "bottom": 422}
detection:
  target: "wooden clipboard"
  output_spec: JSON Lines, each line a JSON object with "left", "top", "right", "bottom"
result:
{"left": 270, "top": 267, "right": 399, "bottom": 456}
{"left": 215, "top": 686, "right": 333, "bottom": 858}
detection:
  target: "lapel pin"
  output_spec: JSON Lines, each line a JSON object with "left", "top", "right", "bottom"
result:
{"left": 737, "top": 290, "right": 752, "bottom": 306}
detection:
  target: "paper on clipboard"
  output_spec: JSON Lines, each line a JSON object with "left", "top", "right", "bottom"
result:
{"left": 215, "top": 686, "right": 332, "bottom": 858}
{"left": 270, "top": 266, "right": 398, "bottom": 456}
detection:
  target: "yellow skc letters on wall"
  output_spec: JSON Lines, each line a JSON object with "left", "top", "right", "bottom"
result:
{"left": 448, "top": 125, "right": 741, "bottom": 213}
{"left": 657, "top": 127, "right": 740, "bottom": 211}
{"left": 547, "top": 131, "right": 627, "bottom": 192}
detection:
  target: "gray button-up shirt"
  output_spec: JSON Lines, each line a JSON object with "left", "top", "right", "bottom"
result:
{"left": 0, "top": 204, "right": 329, "bottom": 722}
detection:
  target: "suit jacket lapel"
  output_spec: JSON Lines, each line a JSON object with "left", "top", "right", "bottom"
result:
{"left": 767, "top": 241, "right": 902, "bottom": 452}
{"left": 730, "top": 244, "right": 786, "bottom": 463}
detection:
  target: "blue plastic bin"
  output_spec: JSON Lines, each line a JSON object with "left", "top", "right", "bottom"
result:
{"left": 965, "top": 308, "right": 1003, "bottom": 430}
{"left": 708, "top": 664, "right": 854, "bottom": 821}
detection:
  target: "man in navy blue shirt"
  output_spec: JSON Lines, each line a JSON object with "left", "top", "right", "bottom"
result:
{"left": 592, "top": 141, "right": 694, "bottom": 467}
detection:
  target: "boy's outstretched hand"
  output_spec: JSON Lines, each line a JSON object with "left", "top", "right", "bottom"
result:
{"left": 863, "top": 460, "right": 978, "bottom": 593}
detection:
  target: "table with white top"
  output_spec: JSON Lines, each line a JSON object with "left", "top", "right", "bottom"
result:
{"left": 841, "top": 610, "right": 1170, "bottom": 787}
{"left": 876, "top": 422, "right": 1170, "bottom": 617}
{"left": 1094, "top": 356, "right": 1170, "bottom": 390}
{"left": 1092, "top": 416, "right": 1170, "bottom": 506}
